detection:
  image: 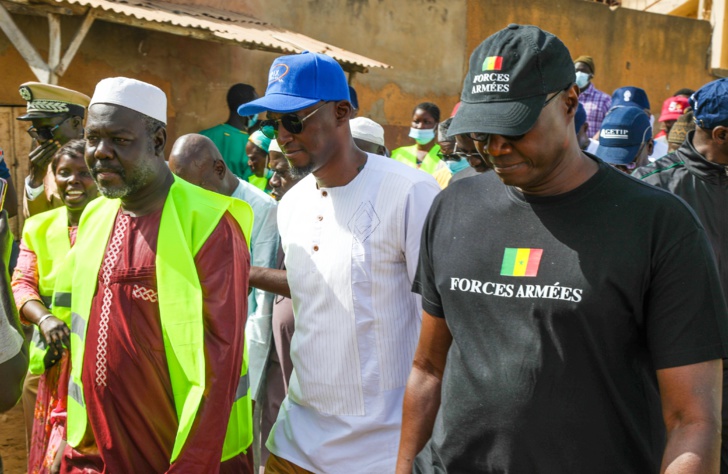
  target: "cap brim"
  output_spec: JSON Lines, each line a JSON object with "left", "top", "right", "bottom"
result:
{"left": 449, "top": 95, "right": 547, "bottom": 137}
{"left": 658, "top": 113, "right": 681, "bottom": 122}
{"left": 238, "top": 94, "right": 319, "bottom": 116}
{"left": 16, "top": 111, "right": 66, "bottom": 121}
{"left": 595, "top": 144, "right": 641, "bottom": 165}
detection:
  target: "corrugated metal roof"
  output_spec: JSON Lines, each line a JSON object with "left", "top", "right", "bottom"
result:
{"left": 46, "top": 0, "right": 390, "bottom": 73}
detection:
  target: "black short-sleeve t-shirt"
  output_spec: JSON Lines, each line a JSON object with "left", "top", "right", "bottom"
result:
{"left": 412, "top": 159, "right": 728, "bottom": 474}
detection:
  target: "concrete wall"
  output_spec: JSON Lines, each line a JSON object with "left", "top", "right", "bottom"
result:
{"left": 0, "top": 0, "right": 718, "bottom": 155}
{"left": 240, "top": 0, "right": 469, "bottom": 149}
{"left": 466, "top": 0, "right": 715, "bottom": 120}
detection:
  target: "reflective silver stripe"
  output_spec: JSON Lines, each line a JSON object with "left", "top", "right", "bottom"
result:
{"left": 40, "top": 295, "right": 52, "bottom": 307}
{"left": 31, "top": 327, "right": 47, "bottom": 350}
{"left": 71, "top": 312, "right": 86, "bottom": 340}
{"left": 54, "top": 292, "right": 71, "bottom": 307}
{"left": 68, "top": 378, "right": 84, "bottom": 406}
{"left": 235, "top": 373, "right": 249, "bottom": 401}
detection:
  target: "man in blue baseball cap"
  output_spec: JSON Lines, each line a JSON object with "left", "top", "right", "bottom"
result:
{"left": 397, "top": 24, "right": 727, "bottom": 474}
{"left": 610, "top": 86, "right": 651, "bottom": 111}
{"left": 574, "top": 102, "right": 591, "bottom": 150}
{"left": 633, "top": 77, "right": 728, "bottom": 471}
{"left": 240, "top": 51, "right": 440, "bottom": 473}
{"left": 595, "top": 106, "right": 653, "bottom": 172}
{"left": 607, "top": 86, "right": 670, "bottom": 160}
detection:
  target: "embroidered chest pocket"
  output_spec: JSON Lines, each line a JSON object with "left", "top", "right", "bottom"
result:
{"left": 112, "top": 266, "right": 164, "bottom": 353}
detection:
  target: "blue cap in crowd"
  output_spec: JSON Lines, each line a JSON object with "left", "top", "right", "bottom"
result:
{"left": 574, "top": 102, "right": 587, "bottom": 133}
{"left": 596, "top": 107, "right": 652, "bottom": 165}
{"left": 237, "top": 51, "right": 350, "bottom": 115}
{"left": 690, "top": 78, "right": 728, "bottom": 129}
{"left": 610, "top": 86, "right": 650, "bottom": 111}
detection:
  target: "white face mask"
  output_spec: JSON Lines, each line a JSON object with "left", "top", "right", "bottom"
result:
{"left": 409, "top": 127, "right": 436, "bottom": 145}
{"left": 575, "top": 71, "right": 591, "bottom": 89}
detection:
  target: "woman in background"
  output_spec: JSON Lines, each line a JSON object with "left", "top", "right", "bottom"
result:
{"left": 12, "top": 140, "right": 97, "bottom": 474}
{"left": 391, "top": 102, "right": 450, "bottom": 184}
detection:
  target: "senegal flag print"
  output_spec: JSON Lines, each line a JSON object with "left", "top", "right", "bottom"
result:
{"left": 500, "top": 248, "right": 543, "bottom": 277}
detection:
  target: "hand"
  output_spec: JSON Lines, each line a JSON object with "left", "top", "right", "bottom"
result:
{"left": 28, "top": 140, "right": 60, "bottom": 187}
{"left": 41, "top": 315, "right": 68, "bottom": 369}
{"left": 39, "top": 315, "right": 70, "bottom": 354}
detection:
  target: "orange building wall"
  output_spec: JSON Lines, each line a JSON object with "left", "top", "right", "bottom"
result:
{"left": 0, "top": 0, "right": 719, "bottom": 154}
{"left": 465, "top": 0, "right": 715, "bottom": 123}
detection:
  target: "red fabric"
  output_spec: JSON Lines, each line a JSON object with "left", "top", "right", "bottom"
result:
{"left": 28, "top": 352, "right": 69, "bottom": 474}
{"left": 62, "top": 209, "right": 251, "bottom": 474}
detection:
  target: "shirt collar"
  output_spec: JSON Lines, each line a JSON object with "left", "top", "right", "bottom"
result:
{"left": 678, "top": 131, "right": 728, "bottom": 184}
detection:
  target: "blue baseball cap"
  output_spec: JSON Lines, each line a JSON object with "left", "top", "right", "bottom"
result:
{"left": 595, "top": 107, "right": 652, "bottom": 165}
{"left": 690, "top": 78, "right": 728, "bottom": 129}
{"left": 610, "top": 86, "right": 650, "bottom": 111}
{"left": 574, "top": 102, "right": 587, "bottom": 133}
{"left": 348, "top": 85, "right": 359, "bottom": 110}
{"left": 237, "top": 51, "right": 350, "bottom": 116}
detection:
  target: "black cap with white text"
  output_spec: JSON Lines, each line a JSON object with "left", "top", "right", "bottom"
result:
{"left": 449, "top": 24, "right": 575, "bottom": 137}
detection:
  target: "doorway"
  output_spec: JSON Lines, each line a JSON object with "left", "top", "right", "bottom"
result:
{"left": 0, "top": 105, "right": 33, "bottom": 238}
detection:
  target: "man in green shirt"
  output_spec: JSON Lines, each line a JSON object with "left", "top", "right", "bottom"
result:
{"left": 199, "top": 83, "right": 259, "bottom": 180}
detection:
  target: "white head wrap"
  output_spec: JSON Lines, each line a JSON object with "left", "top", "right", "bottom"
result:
{"left": 90, "top": 77, "right": 167, "bottom": 124}
{"left": 268, "top": 138, "right": 283, "bottom": 153}
{"left": 350, "top": 117, "right": 385, "bottom": 146}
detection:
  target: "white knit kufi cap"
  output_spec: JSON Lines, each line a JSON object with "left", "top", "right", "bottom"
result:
{"left": 350, "top": 117, "right": 385, "bottom": 146}
{"left": 90, "top": 77, "right": 167, "bottom": 124}
{"left": 268, "top": 138, "right": 283, "bottom": 153}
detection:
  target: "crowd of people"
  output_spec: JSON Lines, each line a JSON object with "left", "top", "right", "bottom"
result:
{"left": 0, "top": 22, "right": 726, "bottom": 474}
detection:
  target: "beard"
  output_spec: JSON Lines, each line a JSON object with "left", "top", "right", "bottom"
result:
{"left": 92, "top": 158, "right": 159, "bottom": 199}
{"left": 289, "top": 162, "right": 314, "bottom": 180}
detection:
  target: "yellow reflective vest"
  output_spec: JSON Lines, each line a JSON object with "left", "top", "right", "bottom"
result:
{"left": 390, "top": 144, "right": 442, "bottom": 174}
{"left": 62, "top": 176, "right": 254, "bottom": 463}
{"left": 20, "top": 206, "right": 72, "bottom": 375}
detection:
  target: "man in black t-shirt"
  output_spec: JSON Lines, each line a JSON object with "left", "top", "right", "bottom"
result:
{"left": 395, "top": 25, "right": 728, "bottom": 474}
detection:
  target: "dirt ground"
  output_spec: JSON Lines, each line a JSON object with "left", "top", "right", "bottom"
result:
{"left": 0, "top": 404, "right": 27, "bottom": 473}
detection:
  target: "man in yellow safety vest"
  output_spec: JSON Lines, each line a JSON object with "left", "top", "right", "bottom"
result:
{"left": 60, "top": 77, "right": 255, "bottom": 473}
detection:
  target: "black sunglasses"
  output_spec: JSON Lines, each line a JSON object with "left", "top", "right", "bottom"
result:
{"left": 469, "top": 87, "right": 568, "bottom": 143}
{"left": 259, "top": 102, "right": 328, "bottom": 140}
{"left": 27, "top": 117, "right": 68, "bottom": 142}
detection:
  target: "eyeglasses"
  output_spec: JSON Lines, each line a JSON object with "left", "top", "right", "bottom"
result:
{"left": 469, "top": 88, "right": 567, "bottom": 143}
{"left": 27, "top": 117, "right": 68, "bottom": 142}
{"left": 259, "top": 102, "right": 328, "bottom": 140}
{"left": 437, "top": 151, "right": 482, "bottom": 161}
